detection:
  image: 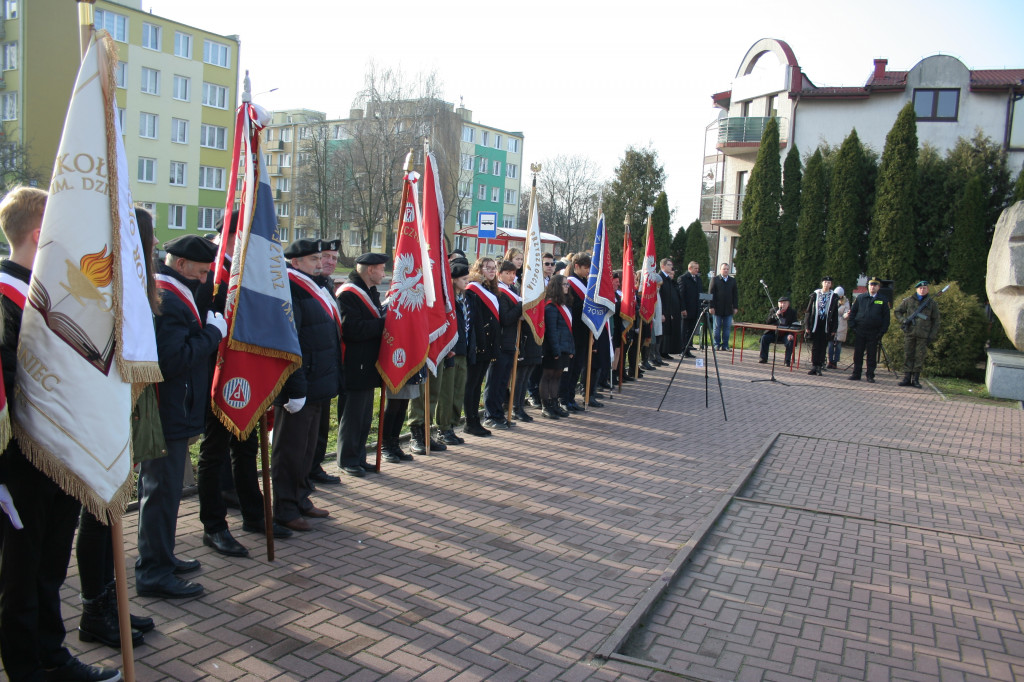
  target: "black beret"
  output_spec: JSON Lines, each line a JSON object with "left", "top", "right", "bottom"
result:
{"left": 164, "top": 234, "right": 218, "bottom": 263}
{"left": 450, "top": 256, "right": 470, "bottom": 267}
{"left": 214, "top": 212, "right": 239, "bottom": 235}
{"left": 778, "top": 296, "right": 790, "bottom": 302}
{"left": 451, "top": 249, "right": 466, "bottom": 258}
{"left": 283, "top": 238, "right": 323, "bottom": 259}
{"left": 202, "top": 232, "right": 218, "bottom": 242}
{"left": 322, "top": 239, "right": 340, "bottom": 252}
{"left": 355, "top": 252, "right": 388, "bottom": 266}
{"left": 450, "top": 263, "right": 469, "bottom": 279}
{"left": 821, "top": 275, "right": 833, "bottom": 282}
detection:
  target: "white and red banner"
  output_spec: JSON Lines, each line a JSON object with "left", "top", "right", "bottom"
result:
{"left": 13, "top": 33, "right": 161, "bottom": 521}
{"left": 638, "top": 211, "right": 658, "bottom": 323}
{"left": 520, "top": 179, "right": 546, "bottom": 344}
{"left": 424, "top": 151, "right": 456, "bottom": 372}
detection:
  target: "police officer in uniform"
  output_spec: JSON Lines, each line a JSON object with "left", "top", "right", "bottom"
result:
{"left": 846, "top": 277, "right": 890, "bottom": 383}
{"left": 894, "top": 280, "right": 940, "bottom": 388}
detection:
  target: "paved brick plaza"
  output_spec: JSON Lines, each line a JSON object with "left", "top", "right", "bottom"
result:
{"left": 24, "top": 348, "right": 1024, "bottom": 680}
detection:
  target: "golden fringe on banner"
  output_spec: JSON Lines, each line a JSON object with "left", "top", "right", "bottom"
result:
{"left": 210, "top": 358, "right": 297, "bottom": 440}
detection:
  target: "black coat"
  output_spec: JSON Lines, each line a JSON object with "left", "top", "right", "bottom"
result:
{"left": 0, "top": 260, "right": 30, "bottom": 482}
{"left": 279, "top": 266, "right": 341, "bottom": 404}
{"left": 496, "top": 287, "right": 523, "bottom": 353}
{"left": 849, "top": 292, "right": 891, "bottom": 334}
{"left": 803, "top": 289, "right": 840, "bottom": 335}
{"left": 568, "top": 274, "right": 589, "bottom": 349}
{"left": 677, "top": 271, "right": 703, "bottom": 318}
{"left": 543, "top": 302, "right": 574, "bottom": 358}
{"left": 709, "top": 275, "right": 739, "bottom": 315}
{"left": 154, "top": 264, "right": 223, "bottom": 440}
{"left": 659, "top": 271, "right": 684, "bottom": 353}
{"left": 465, "top": 285, "right": 499, "bottom": 365}
{"left": 450, "top": 294, "right": 469, "bottom": 358}
{"left": 337, "top": 270, "right": 385, "bottom": 392}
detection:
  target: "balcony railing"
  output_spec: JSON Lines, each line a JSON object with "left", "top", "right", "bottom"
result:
{"left": 700, "top": 193, "right": 745, "bottom": 222}
{"left": 716, "top": 117, "right": 788, "bottom": 146}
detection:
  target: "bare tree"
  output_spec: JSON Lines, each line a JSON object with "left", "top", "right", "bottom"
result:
{"left": 0, "top": 141, "right": 43, "bottom": 196}
{"left": 295, "top": 117, "right": 346, "bottom": 245}
{"left": 535, "top": 154, "right": 601, "bottom": 252}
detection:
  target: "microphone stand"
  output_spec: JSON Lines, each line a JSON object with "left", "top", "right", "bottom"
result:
{"left": 751, "top": 280, "right": 788, "bottom": 386}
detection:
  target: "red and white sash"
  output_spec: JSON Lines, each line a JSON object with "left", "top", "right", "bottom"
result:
{"left": 155, "top": 274, "right": 201, "bottom": 325}
{"left": 466, "top": 281, "right": 499, "bottom": 319}
{"left": 0, "top": 272, "right": 28, "bottom": 310}
{"left": 338, "top": 282, "right": 382, "bottom": 318}
{"left": 497, "top": 282, "right": 521, "bottom": 304}
{"left": 567, "top": 276, "right": 586, "bottom": 300}
{"left": 289, "top": 269, "right": 342, "bottom": 333}
{"left": 547, "top": 300, "right": 572, "bottom": 329}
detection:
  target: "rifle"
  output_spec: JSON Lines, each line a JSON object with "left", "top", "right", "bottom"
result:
{"left": 900, "top": 284, "right": 950, "bottom": 331}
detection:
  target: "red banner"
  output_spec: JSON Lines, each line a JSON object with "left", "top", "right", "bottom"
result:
{"left": 638, "top": 213, "right": 658, "bottom": 323}
{"left": 620, "top": 222, "right": 636, "bottom": 331}
{"left": 424, "top": 152, "right": 457, "bottom": 372}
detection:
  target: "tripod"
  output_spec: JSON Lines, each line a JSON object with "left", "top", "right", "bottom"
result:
{"left": 752, "top": 282, "right": 789, "bottom": 386}
{"left": 658, "top": 303, "right": 727, "bottom": 420}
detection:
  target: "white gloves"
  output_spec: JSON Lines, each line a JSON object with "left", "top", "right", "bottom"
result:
{"left": 0, "top": 483, "right": 23, "bottom": 530}
{"left": 283, "top": 396, "right": 306, "bottom": 414}
{"left": 205, "top": 310, "right": 228, "bottom": 337}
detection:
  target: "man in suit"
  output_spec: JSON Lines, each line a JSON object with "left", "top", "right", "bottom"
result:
{"left": 708, "top": 262, "right": 739, "bottom": 351}
{"left": 677, "top": 261, "right": 702, "bottom": 358}
{"left": 658, "top": 259, "right": 683, "bottom": 358}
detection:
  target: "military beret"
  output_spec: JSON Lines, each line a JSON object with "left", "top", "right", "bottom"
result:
{"left": 322, "top": 239, "right": 340, "bottom": 252}
{"left": 451, "top": 263, "right": 469, "bottom": 279}
{"left": 868, "top": 277, "right": 882, "bottom": 285}
{"left": 915, "top": 280, "right": 929, "bottom": 287}
{"left": 778, "top": 296, "right": 790, "bottom": 302}
{"left": 283, "top": 238, "right": 323, "bottom": 259}
{"left": 450, "top": 249, "right": 467, "bottom": 259}
{"left": 214, "top": 212, "right": 239, "bottom": 235}
{"left": 202, "top": 232, "right": 218, "bottom": 242}
{"left": 450, "top": 256, "right": 470, "bottom": 267}
{"left": 164, "top": 234, "right": 218, "bottom": 263}
{"left": 821, "top": 275, "right": 833, "bottom": 282}
{"left": 355, "top": 252, "right": 388, "bottom": 266}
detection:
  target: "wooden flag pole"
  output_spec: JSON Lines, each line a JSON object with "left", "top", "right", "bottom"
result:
{"left": 423, "top": 376, "right": 430, "bottom": 456}
{"left": 258, "top": 414, "right": 274, "bottom": 560}
{"left": 110, "top": 518, "right": 136, "bottom": 682}
{"left": 507, "top": 319, "right": 522, "bottom": 422}
{"left": 375, "top": 390, "right": 386, "bottom": 472}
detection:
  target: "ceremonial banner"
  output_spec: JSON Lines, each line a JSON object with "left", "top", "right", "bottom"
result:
{"left": 424, "top": 151, "right": 456, "bottom": 372}
{"left": 211, "top": 98, "right": 302, "bottom": 438}
{"left": 638, "top": 211, "right": 658, "bottom": 323}
{"left": 377, "top": 164, "right": 435, "bottom": 393}
{"left": 620, "top": 221, "right": 636, "bottom": 332}
{"left": 13, "top": 33, "right": 161, "bottom": 520}
{"left": 581, "top": 213, "right": 616, "bottom": 337}
{"left": 520, "top": 177, "right": 546, "bottom": 344}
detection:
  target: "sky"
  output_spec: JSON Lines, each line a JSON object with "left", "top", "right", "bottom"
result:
{"left": 146, "top": 0, "right": 1024, "bottom": 231}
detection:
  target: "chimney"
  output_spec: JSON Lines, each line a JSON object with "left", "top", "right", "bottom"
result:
{"left": 873, "top": 59, "right": 888, "bottom": 82}
{"left": 349, "top": 108, "right": 364, "bottom": 120}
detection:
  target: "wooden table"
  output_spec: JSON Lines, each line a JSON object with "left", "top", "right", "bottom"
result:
{"left": 730, "top": 322, "right": 803, "bottom": 370}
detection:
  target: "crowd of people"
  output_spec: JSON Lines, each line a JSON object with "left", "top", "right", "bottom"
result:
{"left": 0, "top": 181, "right": 943, "bottom": 681}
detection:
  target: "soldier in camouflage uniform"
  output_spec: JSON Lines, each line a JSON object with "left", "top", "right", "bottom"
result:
{"left": 893, "top": 280, "right": 940, "bottom": 388}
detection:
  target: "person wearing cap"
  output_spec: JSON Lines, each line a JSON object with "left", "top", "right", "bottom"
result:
{"left": 308, "top": 238, "right": 344, "bottom": 486}
{"left": 802, "top": 276, "right": 840, "bottom": 376}
{"left": 136, "top": 233, "right": 227, "bottom": 599}
{"left": 436, "top": 262, "right": 471, "bottom": 444}
{"left": 336, "top": 252, "right": 388, "bottom": 475}
{"left": 828, "top": 286, "right": 850, "bottom": 369}
{"left": 759, "top": 296, "right": 798, "bottom": 366}
{"left": 270, "top": 239, "right": 339, "bottom": 532}
{"left": 894, "top": 280, "right": 940, "bottom": 388}
{"left": 846, "top": 277, "right": 890, "bottom": 383}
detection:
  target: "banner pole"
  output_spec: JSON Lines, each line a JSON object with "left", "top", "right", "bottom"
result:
{"left": 375, "top": 391, "right": 386, "bottom": 472}
{"left": 258, "top": 414, "right": 274, "bottom": 561}
{"left": 77, "top": 0, "right": 95, "bottom": 59}
{"left": 110, "top": 518, "right": 136, "bottom": 682}
{"left": 618, "top": 331, "right": 625, "bottom": 393}
{"left": 508, "top": 319, "right": 522, "bottom": 422}
{"left": 423, "top": 376, "right": 430, "bottom": 456}
{"left": 635, "top": 322, "right": 643, "bottom": 378}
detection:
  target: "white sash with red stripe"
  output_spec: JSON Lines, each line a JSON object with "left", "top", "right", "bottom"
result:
{"left": 547, "top": 301, "right": 572, "bottom": 329}
{"left": 155, "top": 274, "right": 201, "bottom": 325}
{"left": 467, "top": 281, "right": 499, "bottom": 319}
{"left": 338, "top": 282, "right": 382, "bottom": 318}
{"left": 567, "top": 276, "right": 586, "bottom": 299}
{"left": 0, "top": 272, "right": 29, "bottom": 310}
{"left": 498, "top": 282, "right": 521, "bottom": 304}
{"left": 289, "top": 269, "right": 342, "bottom": 333}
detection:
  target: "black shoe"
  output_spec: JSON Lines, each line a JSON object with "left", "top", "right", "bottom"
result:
{"left": 171, "top": 557, "right": 200, "bottom": 575}
{"left": 898, "top": 372, "right": 912, "bottom": 386}
{"left": 361, "top": 463, "right": 381, "bottom": 474}
{"left": 683, "top": 352, "right": 695, "bottom": 359}
{"left": 911, "top": 373, "right": 923, "bottom": 388}
{"left": 866, "top": 376, "right": 876, "bottom": 383}
{"left": 587, "top": 398, "right": 604, "bottom": 408}
{"left": 341, "top": 465, "right": 365, "bottom": 477}
{"left": 527, "top": 394, "right": 543, "bottom": 408}
{"left": 553, "top": 401, "right": 570, "bottom": 417}
{"left": 427, "top": 432, "right": 448, "bottom": 451}
{"left": 598, "top": 381, "right": 612, "bottom": 390}
{"left": 203, "top": 529, "right": 249, "bottom": 558}
{"left": 382, "top": 452, "right": 404, "bottom": 463}
{"left": 541, "top": 400, "right": 561, "bottom": 419}
{"left": 43, "top": 657, "right": 122, "bottom": 681}
{"left": 220, "top": 490, "right": 240, "bottom": 510}
{"left": 562, "top": 401, "right": 581, "bottom": 413}
{"left": 464, "top": 422, "right": 492, "bottom": 437}
{"left": 79, "top": 589, "right": 144, "bottom": 649}
{"left": 309, "top": 466, "right": 341, "bottom": 485}
{"left": 440, "top": 429, "right": 463, "bottom": 445}
{"left": 848, "top": 374, "right": 861, "bottom": 381}
{"left": 512, "top": 408, "right": 534, "bottom": 422}
{"left": 136, "top": 576, "right": 204, "bottom": 599}
{"left": 241, "top": 521, "right": 294, "bottom": 538}
{"left": 623, "top": 374, "right": 636, "bottom": 382}
{"left": 758, "top": 358, "right": 768, "bottom": 364}
{"left": 483, "top": 417, "right": 512, "bottom": 430}
{"left": 662, "top": 353, "right": 676, "bottom": 361}
{"left": 641, "top": 362, "right": 655, "bottom": 371}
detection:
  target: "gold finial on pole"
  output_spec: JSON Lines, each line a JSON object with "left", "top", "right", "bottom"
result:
{"left": 77, "top": 0, "right": 96, "bottom": 59}
{"left": 530, "top": 162, "right": 541, "bottom": 189}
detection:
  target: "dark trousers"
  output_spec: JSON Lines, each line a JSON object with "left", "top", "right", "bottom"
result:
{"left": 382, "top": 397, "right": 408, "bottom": 443}
{"left": 464, "top": 360, "right": 489, "bottom": 424}
{"left": 309, "top": 400, "right": 332, "bottom": 475}
{"left": 338, "top": 389, "right": 374, "bottom": 468}
{"left": 0, "top": 454, "right": 80, "bottom": 680}
{"left": 76, "top": 510, "right": 113, "bottom": 599}
{"left": 513, "top": 361, "right": 539, "bottom": 410}
{"left": 558, "top": 341, "right": 587, "bottom": 403}
{"left": 136, "top": 437, "right": 189, "bottom": 588}
{"left": 903, "top": 335, "right": 929, "bottom": 373}
{"left": 809, "top": 326, "right": 830, "bottom": 367}
{"left": 760, "top": 331, "right": 794, "bottom": 365}
{"left": 527, "top": 364, "right": 542, "bottom": 399}
{"left": 682, "top": 315, "right": 697, "bottom": 350}
{"left": 484, "top": 350, "right": 514, "bottom": 420}
{"left": 271, "top": 400, "right": 323, "bottom": 523}
{"left": 197, "top": 412, "right": 264, "bottom": 533}
{"left": 852, "top": 330, "right": 881, "bottom": 377}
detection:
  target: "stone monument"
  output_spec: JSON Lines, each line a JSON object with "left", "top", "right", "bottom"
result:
{"left": 985, "top": 200, "right": 1024, "bottom": 400}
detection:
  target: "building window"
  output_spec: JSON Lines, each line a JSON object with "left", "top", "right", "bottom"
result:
{"left": 481, "top": 131, "right": 489, "bottom": 146}
{"left": 478, "top": 157, "right": 488, "bottom": 173}
{"left": 3, "top": 0, "right": 16, "bottom": 20}
{"left": 299, "top": 126, "right": 310, "bottom": 139}
{"left": 297, "top": 152, "right": 310, "bottom": 166}
{"left": 95, "top": 9, "right": 127, "bottom": 42}
{"left": 169, "top": 161, "right": 187, "bottom": 186}
{"left": 348, "top": 231, "right": 360, "bottom": 248}
{"left": 913, "top": 88, "right": 960, "bottom": 121}
{"left": 170, "top": 118, "right": 189, "bottom": 144}
{"left": 138, "top": 157, "right": 156, "bottom": 183}
{"left": 492, "top": 160, "right": 501, "bottom": 176}
{"left": 116, "top": 107, "right": 125, "bottom": 132}
{"left": 505, "top": 189, "right": 517, "bottom": 205}
{"left": 141, "top": 23, "right": 161, "bottom": 51}
{"left": 202, "top": 82, "right": 229, "bottom": 109}
{"left": 503, "top": 215, "right": 515, "bottom": 229}
{"left": 203, "top": 40, "right": 230, "bottom": 68}
{"left": 494, "top": 134, "right": 502, "bottom": 150}
{"left": 281, "top": 128, "right": 292, "bottom": 142}
{"left": 278, "top": 227, "right": 290, "bottom": 241}
{"left": 2, "top": 42, "right": 16, "bottom": 71}
{"left": 461, "top": 153, "right": 473, "bottom": 170}
{"left": 168, "top": 204, "right": 186, "bottom": 229}
{"left": 0, "top": 92, "right": 16, "bottom": 121}
{"left": 198, "top": 207, "right": 223, "bottom": 231}
{"left": 462, "top": 126, "right": 475, "bottom": 143}
{"left": 507, "top": 138, "right": 519, "bottom": 153}
{"left": 135, "top": 201, "right": 156, "bottom": 214}
{"left": 139, "top": 112, "right": 157, "bottom": 139}
{"left": 199, "top": 124, "right": 227, "bottom": 150}
{"left": 172, "top": 75, "right": 190, "bottom": 101}
{"left": 296, "top": 205, "right": 308, "bottom": 217}
{"left": 198, "top": 166, "right": 224, "bottom": 190}
{"left": 140, "top": 67, "right": 160, "bottom": 95}
{"left": 276, "top": 203, "right": 290, "bottom": 217}
{"left": 506, "top": 164, "right": 518, "bottom": 179}
{"left": 280, "top": 153, "right": 291, "bottom": 168}
{"left": 458, "top": 181, "right": 471, "bottom": 198}
{"left": 174, "top": 32, "right": 192, "bottom": 59}
{"left": 115, "top": 62, "right": 126, "bottom": 88}
{"left": 459, "top": 209, "right": 470, "bottom": 226}
{"left": 478, "top": 184, "right": 486, "bottom": 200}
{"left": 278, "top": 177, "right": 291, "bottom": 192}
{"left": 371, "top": 231, "right": 382, "bottom": 249}
{"left": 491, "top": 187, "right": 500, "bottom": 203}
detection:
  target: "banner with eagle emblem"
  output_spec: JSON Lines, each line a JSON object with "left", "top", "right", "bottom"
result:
{"left": 638, "top": 210, "right": 658, "bottom": 324}
{"left": 376, "top": 160, "right": 435, "bottom": 393}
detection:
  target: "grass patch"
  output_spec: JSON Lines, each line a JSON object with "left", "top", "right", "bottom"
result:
{"left": 927, "top": 375, "right": 1019, "bottom": 406}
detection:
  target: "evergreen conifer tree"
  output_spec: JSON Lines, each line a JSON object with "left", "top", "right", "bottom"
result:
{"left": 948, "top": 175, "right": 988, "bottom": 299}
{"left": 651, "top": 191, "right": 672, "bottom": 266}
{"left": 684, "top": 219, "right": 711, "bottom": 285}
{"left": 792, "top": 148, "right": 827, "bottom": 303}
{"left": 869, "top": 102, "right": 918, "bottom": 290}
{"left": 824, "top": 129, "right": 868, "bottom": 294}
{"left": 733, "top": 117, "right": 781, "bottom": 319}
{"left": 914, "top": 145, "right": 951, "bottom": 284}
{"left": 779, "top": 145, "right": 802, "bottom": 295}
{"left": 603, "top": 147, "right": 665, "bottom": 263}
{"left": 669, "top": 224, "right": 688, "bottom": 268}
{"left": 1011, "top": 163, "right": 1024, "bottom": 203}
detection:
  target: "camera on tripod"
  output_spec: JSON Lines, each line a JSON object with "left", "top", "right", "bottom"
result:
{"left": 699, "top": 293, "right": 713, "bottom": 305}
